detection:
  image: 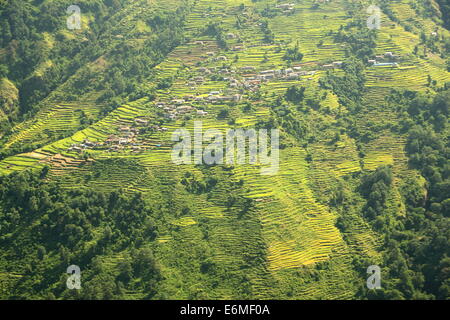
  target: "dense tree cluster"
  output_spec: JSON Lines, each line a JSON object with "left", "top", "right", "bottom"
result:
{"left": 282, "top": 42, "right": 303, "bottom": 63}
{"left": 355, "top": 89, "right": 449, "bottom": 300}
{"left": 0, "top": 169, "right": 161, "bottom": 299}
{"left": 436, "top": 0, "right": 450, "bottom": 30}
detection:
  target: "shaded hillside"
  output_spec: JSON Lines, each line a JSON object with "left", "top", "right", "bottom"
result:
{"left": 0, "top": 78, "right": 19, "bottom": 127}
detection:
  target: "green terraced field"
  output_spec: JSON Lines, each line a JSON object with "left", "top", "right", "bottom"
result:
{"left": 0, "top": 0, "right": 448, "bottom": 301}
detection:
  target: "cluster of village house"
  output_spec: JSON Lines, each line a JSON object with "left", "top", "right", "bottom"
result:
{"left": 194, "top": 62, "right": 320, "bottom": 87}
{"left": 322, "top": 52, "right": 401, "bottom": 69}
{"left": 240, "top": 65, "right": 318, "bottom": 81}
{"left": 155, "top": 97, "right": 214, "bottom": 121}
{"left": 199, "top": 2, "right": 296, "bottom": 19}
{"left": 156, "top": 62, "right": 323, "bottom": 121}
{"left": 137, "top": 31, "right": 342, "bottom": 123}
{"left": 275, "top": 3, "right": 295, "bottom": 12}
{"left": 68, "top": 118, "right": 169, "bottom": 153}
{"left": 320, "top": 61, "right": 344, "bottom": 70}
{"left": 368, "top": 51, "right": 401, "bottom": 67}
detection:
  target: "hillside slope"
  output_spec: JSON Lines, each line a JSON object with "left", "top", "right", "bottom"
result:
{"left": 0, "top": 0, "right": 448, "bottom": 300}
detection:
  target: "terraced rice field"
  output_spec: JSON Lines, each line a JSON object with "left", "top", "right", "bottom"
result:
{"left": 0, "top": 0, "right": 448, "bottom": 299}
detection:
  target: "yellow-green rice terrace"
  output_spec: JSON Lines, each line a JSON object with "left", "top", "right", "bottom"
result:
{"left": 0, "top": 0, "right": 448, "bottom": 300}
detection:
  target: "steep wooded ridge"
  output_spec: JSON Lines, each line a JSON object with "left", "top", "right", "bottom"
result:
{"left": 0, "top": 0, "right": 448, "bottom": 300}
